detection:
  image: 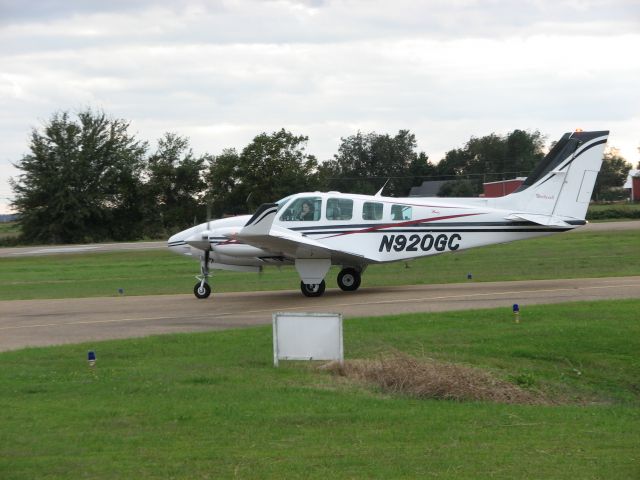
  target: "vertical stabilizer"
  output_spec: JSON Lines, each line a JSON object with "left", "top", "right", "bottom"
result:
{"left": 496, "top": 130, "right": 608, "bottom": 221}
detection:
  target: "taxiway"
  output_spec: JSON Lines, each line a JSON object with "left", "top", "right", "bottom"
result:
{"left": 1, "top": 276, "right": 638, "bottom": 352}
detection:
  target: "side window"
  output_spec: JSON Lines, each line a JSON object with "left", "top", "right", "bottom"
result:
{"left": 279, "top": 196, "right": 322, "bottom": 221}
{"left": 391, "top": 205, "right": 412, "bottom": 221}
{"left": 327, "top": 198, "right": 353, "bottom": 221}
{"left": 362, "top": 202, "right": 383, "bottom": 221}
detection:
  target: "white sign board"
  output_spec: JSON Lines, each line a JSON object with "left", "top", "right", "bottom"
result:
{"left": 272, "top": 312, "right": 343, "bottom": 366}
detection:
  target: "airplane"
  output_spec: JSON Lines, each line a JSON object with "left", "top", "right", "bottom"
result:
{"left": 168, "top": 130, "right": 609, "bottom": 299}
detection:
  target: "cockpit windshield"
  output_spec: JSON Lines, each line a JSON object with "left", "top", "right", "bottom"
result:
{"left": 275, "top": 195, "right": 293, "bottom": 211}
{"left": 279, "top": 196, "right": 322, "bottom": 221}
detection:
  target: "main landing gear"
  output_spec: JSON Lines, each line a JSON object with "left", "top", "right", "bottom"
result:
{"left": 337, "top": 267, "right": 361, "bottom": 292}
{"left": 299, "top": 268, "right": 362, "bottom": 298}
{"left": 300, "top": 280, "right": 326, "bottom": 297}
{"left": 194, "top": 252, "right": 212, "bottom": 299}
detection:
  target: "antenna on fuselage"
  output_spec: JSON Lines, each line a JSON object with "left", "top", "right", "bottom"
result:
{"left": 375, "top": 179, "right": 390, "bottom": 197}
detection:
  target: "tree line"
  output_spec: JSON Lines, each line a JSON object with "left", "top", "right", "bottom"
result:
{"left": 10, "top": 109, "right": 634, "bottom": 244}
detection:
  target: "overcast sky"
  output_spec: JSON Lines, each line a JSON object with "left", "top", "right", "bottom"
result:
{"left": 1, "top": 0, "right": 639, "bottom": 214}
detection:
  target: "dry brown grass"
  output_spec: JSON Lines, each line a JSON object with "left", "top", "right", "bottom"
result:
{"left": 325, "top": 354, "right": 547, "bottom": 405}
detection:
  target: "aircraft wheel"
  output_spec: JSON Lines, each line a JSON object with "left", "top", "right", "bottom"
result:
{"left": 194, "top": 282, "right": 211, "bottom": 299}
{"left": 337, "top": 268, "right": 361, "bottom": 291}
{"left": 300, "top": 280, "right": 326, "bottom": 297}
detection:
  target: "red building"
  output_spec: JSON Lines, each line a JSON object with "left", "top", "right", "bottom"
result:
{"left": 482, "top": 178, "right": 526, "bottom": 198}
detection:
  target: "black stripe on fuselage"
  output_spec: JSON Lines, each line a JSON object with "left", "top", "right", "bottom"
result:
{"left": 300, "top": 228, "right": 574, "bottom": 235}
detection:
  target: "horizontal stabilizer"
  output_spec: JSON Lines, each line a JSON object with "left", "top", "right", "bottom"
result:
{"left": 505, "top": 213, "right": 571, "bottom": 227}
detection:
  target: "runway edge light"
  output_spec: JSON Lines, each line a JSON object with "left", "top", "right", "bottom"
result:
{"left": 513, "top": 304, "right": 520, "bottom": 324}
{"left": 88, "top": 350, "right": 96, "bottom": 367}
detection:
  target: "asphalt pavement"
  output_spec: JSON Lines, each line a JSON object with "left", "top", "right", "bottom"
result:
{"left": 1, "top": 276, "right": 639, "bottom": 352}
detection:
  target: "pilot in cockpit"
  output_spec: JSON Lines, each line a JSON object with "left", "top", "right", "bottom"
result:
{"left": 298, "top": 201, "right": 315, "bottom": 221}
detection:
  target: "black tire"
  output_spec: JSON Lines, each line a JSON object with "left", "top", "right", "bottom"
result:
{"left": 194, "top": 282, "right": 211, "bottom": 299}
{"left": 300, "top": 280, "right": 326, "bottom": 297}
{"left": 337, "top": 268, "right": 361, "bottom": 291}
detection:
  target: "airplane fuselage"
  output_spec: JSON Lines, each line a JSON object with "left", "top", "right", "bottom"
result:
{"left": 169, "top": 191, "right": 580, "bottom": 269}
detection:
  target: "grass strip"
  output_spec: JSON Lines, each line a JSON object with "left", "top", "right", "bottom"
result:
{"left": 1, "top": 229, "right": 639, "bottom": 300}
{"left": 0, "top": 299, "right": 638, "bottom": 479}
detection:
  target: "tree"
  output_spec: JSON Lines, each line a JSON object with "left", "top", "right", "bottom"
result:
{"left": 206, "top": 129, "right": 319, "bottom": 216}
{"left": 145, "top": 133, "right": 207, "bottom": 234}
{"left": 10, "top": 110, "right": 148, "bottom": 243}
{"left": 436, "top": 130, "right": 546, "bottom": 195}
{"left": 437, "top": 179, "right": 477, "bottom": 197}
{"left": 318, "top": 130, "right": 435, "bottom": 196}
{"left": 593, "top": 148, "right": 632, "bottom": 200}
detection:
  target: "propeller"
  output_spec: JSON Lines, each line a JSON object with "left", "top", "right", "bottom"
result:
{"left": 206, "top": 201, "right": 212, "bottom": 232}
{"left": 185, "top": 200, "right": 215, "bottom": 251}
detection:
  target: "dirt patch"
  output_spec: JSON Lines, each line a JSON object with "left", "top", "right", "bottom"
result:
{"left": 325, "top": 354, "right": 547, "bottom": 405}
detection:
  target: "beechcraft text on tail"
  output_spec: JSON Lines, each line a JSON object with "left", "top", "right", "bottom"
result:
{"left": 168, "top": 130, "right": 609, "bottom": 298}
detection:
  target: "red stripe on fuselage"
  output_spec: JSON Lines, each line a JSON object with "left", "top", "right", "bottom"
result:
{"left": 318, "top": 213, "right": 483, "bottom": 239}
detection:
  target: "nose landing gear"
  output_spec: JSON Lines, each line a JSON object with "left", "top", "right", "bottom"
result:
{"left": 194, "top": 252, "right": 212, "bottom": 299}
{"left": 194, "top": 281, "right": 211, "bottom": 299}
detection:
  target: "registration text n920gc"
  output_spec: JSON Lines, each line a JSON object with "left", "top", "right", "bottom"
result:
{"left": 378, "top": 233, "right": 461, "bottom": 253}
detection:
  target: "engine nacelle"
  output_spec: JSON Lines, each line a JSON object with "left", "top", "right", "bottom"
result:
{"left": 212, "top": 243, "right": 273, "bottom": 257}
{"left": 185, "top": 230, "right": 212, "bottom": 251}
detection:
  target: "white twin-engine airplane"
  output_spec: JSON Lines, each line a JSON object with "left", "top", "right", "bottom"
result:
{"left": 168, "top": 130, "right": 609, "bottom": 299}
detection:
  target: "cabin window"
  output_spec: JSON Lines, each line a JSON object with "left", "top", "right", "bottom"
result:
{"left": 279, "top": 196, "right": 322, "bottom": 221}
{"left": 326, "top": 198, "right": 353, "bottom": 221}
{"left": 391, "top": 205, "right": 412, "bottom": 221}
{"left": 362, "top": 202, "right": 383, "bottom": 221}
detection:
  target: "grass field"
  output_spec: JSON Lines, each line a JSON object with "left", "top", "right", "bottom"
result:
{"left": 587, "top": 202, "right": 640, "bottom": 220}
{"left": 1, "top": 229, "right": 639, "bottom": 300}
{"left": 0, "top": 300, "right": 638, "bottom": 479}
{"left": 0, "top": 222, "right": 19, "bottom": 239}
{"left": 588, "top": 202, "right": 640, "bottom": 211}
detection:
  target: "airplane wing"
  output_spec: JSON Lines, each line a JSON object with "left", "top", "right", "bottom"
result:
{"left": 237, "top": 203, "right": 368, "bottom": 266}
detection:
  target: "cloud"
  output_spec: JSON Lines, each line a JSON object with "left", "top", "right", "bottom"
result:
{"left": 2, "top": 1, "right": 639, "bottom": 49}
{"left": 1, "top": 0, "right": 639, "bottom": 213}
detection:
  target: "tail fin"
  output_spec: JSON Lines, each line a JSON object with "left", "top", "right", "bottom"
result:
{"left": 496, "top": 130, "right": 609, "bottom": 221}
